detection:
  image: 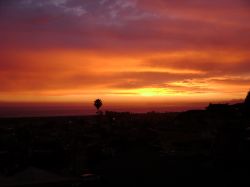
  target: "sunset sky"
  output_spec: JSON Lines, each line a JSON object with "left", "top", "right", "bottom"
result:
{"left": 0, "top": 0, "right": 250, "bottom": 115}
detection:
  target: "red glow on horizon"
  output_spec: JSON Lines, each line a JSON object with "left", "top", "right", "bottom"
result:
{"left": 0, "top": 0, "right": 249, "bottom": 116}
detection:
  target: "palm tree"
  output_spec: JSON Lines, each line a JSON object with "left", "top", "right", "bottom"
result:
{"left": 94, "top": 99, "right": 103, "bottom": 113}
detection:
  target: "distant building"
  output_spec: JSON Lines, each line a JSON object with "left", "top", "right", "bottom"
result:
{"left": 206, "top": 103, "right": 230, "bottom": 111}
{"left": 206, "top": 103, "right": 243, "bottom": 117}
{"left": 0, "top": 167, "right": 99, "bottom": 187}
{"left": 0, "top": 167, "right": 76, "bottom": 187}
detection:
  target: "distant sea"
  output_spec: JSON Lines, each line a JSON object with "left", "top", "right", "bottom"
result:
{"left": 0, "top": 104, "right": 93, "bottom": 118}
{"left": 0, "top": 102, "right": 209, "bottom": 118}
{"left": 1, "top": 99, "right": 242, "bottom": 118}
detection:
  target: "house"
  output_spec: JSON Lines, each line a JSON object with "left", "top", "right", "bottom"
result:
{"left": 0, "top": 167, "right": 79, "bottom": 187}
{"left": 206, "top": 103, "right": 230, "bottom": 111}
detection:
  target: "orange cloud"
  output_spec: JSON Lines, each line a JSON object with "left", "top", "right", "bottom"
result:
{"left": 0, "top": 0, "right": 249, "bottom": 112}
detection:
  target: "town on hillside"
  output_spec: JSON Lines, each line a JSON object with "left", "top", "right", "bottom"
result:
{"left": 0, "top": 91, "right": 250, "bottom": 186}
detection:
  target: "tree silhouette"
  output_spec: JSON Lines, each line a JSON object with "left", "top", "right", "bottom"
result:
{"left": 94, "top": 99, "right": 103, "bottom": 111}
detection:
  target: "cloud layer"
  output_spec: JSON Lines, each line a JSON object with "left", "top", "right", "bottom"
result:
{"left": 0, "top": 0, "right": 250, "bottom": 104}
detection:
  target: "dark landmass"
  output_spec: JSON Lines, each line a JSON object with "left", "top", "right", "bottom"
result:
{"left": 1, "top": 93, "right": 250, "bottom": 186}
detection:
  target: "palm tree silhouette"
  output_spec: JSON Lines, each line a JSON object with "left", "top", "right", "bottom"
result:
{"left": 94, "top": 99, "right": 103, "bottom": 113}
